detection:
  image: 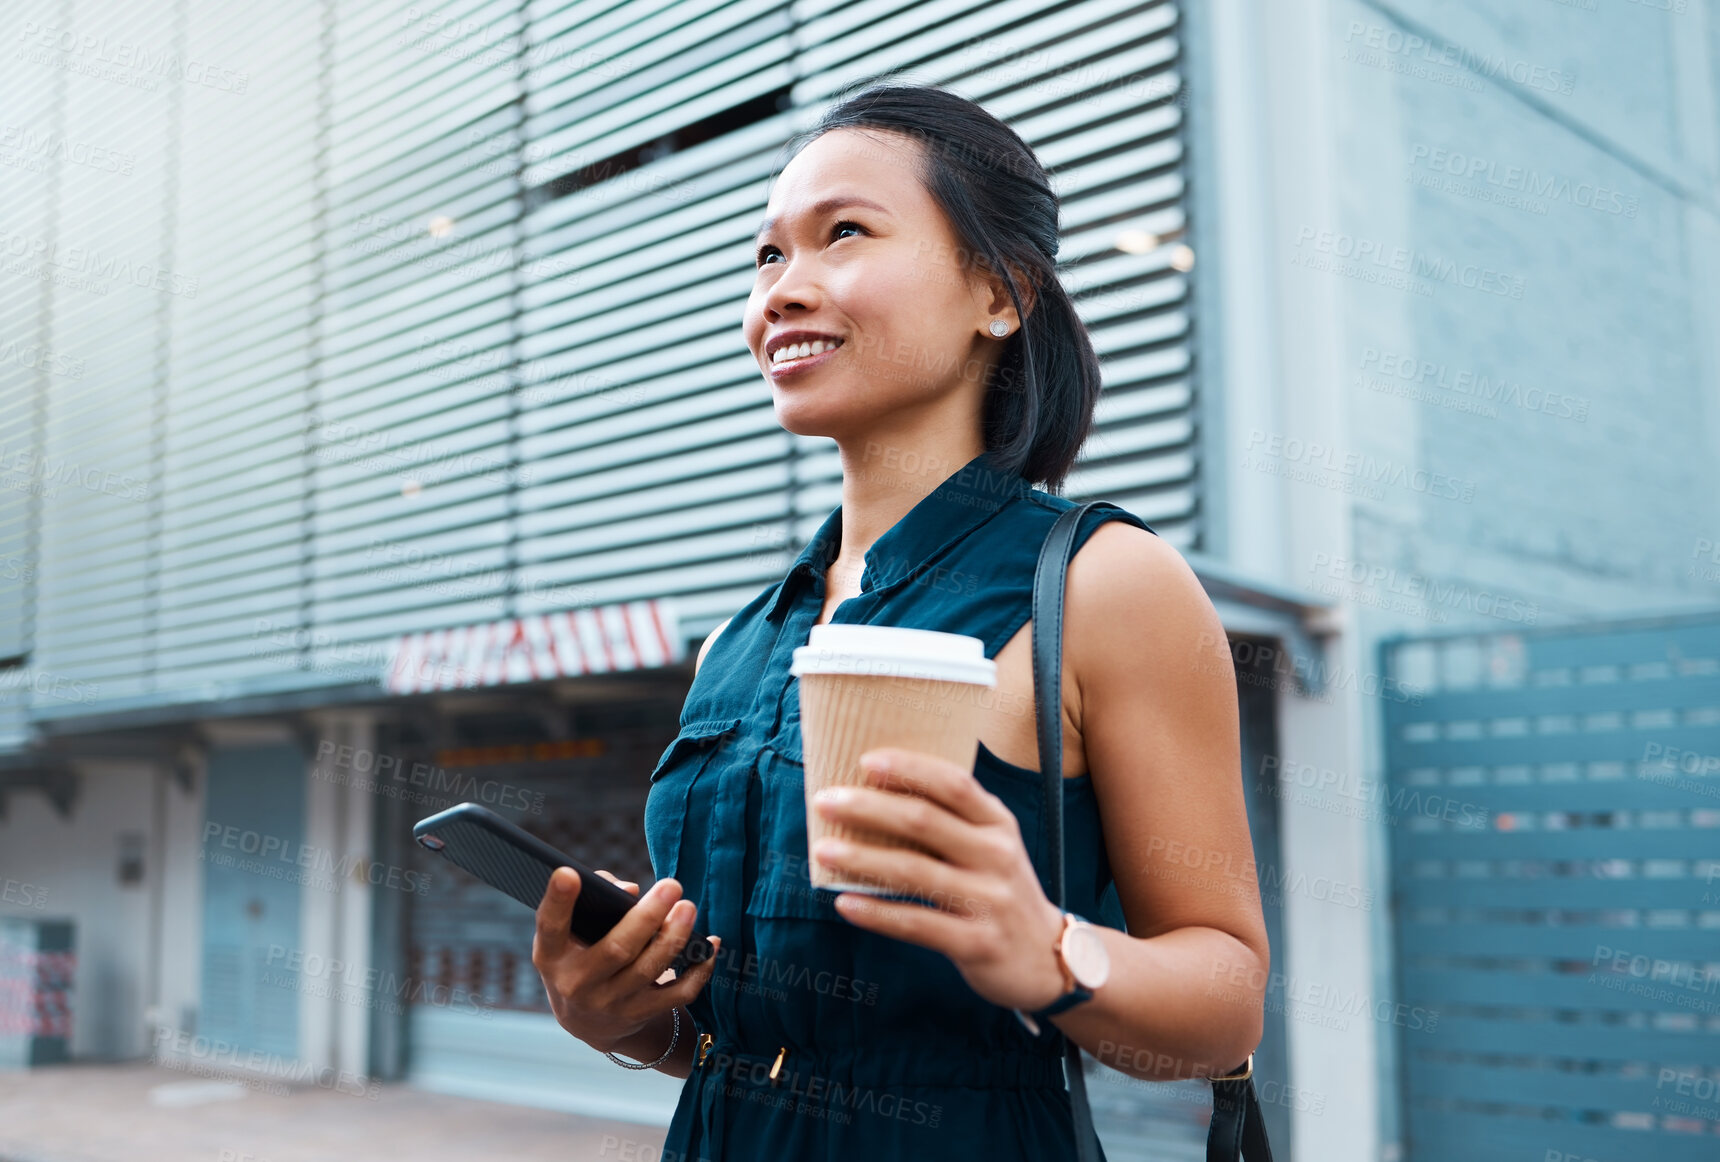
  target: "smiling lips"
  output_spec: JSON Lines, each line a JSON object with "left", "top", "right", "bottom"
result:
{"left": 769, "top": 336, "right": 844, "bottom": 366}
{"left": 766, "top": 335, "right": 845, "bottom": 377}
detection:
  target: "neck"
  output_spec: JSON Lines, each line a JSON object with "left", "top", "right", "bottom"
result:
{"left": 830, "top": 431, "right": 986, "bottom": 588}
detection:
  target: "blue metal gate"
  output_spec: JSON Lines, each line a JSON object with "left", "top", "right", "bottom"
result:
{"left": 200, "top": 743, "right": 305, "bottom": 1058}
{"left": 1384, "top": 614, "right": 1720, "bottom": 1162}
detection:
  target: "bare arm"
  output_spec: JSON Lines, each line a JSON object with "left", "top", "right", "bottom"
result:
{"left": 1049, "top": 522, "right": 1269, "bottom": 1079}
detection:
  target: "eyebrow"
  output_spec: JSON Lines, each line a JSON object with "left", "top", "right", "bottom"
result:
{"left": 754, "top": 196, "right": 893, "bottom": 243}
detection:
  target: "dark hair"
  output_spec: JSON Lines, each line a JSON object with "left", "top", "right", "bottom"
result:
{"left": 778, "top": 82, "right": 1100, "bottom": 493}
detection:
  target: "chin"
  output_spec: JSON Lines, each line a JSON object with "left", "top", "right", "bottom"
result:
{"left": 770, "top": 386, "right": 864, "bottom": 440}
{"left": 772, "top": 405, "right": 845, "bottom": 441}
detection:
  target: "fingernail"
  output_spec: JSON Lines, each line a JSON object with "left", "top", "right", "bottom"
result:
{"left": 815, "top": 786, "right": 853, "bottom": 806}
{"left": 814, "top": 838, "right": 851, "bottom": 864}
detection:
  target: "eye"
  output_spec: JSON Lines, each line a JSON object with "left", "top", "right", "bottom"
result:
{"left": 755, "top": 220, "right": 869, "bottom": 267}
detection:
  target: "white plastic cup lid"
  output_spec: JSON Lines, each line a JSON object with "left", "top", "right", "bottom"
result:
{"left": 790, "top": 624, "right": 997, "bottom": 687}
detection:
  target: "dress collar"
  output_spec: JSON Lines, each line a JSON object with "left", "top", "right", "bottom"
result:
{"left": 764, "top": 449, "right": 1029, "bottom": 620}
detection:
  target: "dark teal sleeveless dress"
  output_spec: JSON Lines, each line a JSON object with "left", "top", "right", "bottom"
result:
{"left": 643, "top": 449, "right": 1154, "bottom": 1161}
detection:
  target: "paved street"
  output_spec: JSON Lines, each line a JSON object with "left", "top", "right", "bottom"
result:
{"left": 0, "top": 1063, "right": 667, "bottom": 1162}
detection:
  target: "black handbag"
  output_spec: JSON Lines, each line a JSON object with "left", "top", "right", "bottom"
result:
{"left": 1032, "top": 501, "right": 1275, "bottom": 1162}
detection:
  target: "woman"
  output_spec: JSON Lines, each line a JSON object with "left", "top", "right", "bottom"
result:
{"left": 532, "top": 83, "right": 1268, "bottom": 1159}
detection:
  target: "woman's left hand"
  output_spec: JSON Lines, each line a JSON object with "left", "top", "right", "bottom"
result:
{"left": 811, "top": 745, "right": 1072, "bottom": 1015}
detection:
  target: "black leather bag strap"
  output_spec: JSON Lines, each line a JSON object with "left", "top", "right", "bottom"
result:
{"left": 1208, "top": 1074, "right": 1276, "bottom": 1162}
{"left": 1032, "top": 502, "right": 1273, "bottom": 1162}
{"left": 1030, "top": 502, "right": 1109, "bottom": 1162}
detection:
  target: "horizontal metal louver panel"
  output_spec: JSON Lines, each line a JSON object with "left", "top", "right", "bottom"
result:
{"left": 521, "top": 0, "right": 796, "bottom": 187}
{"left": 7, "top": 0, "right": 1196, "bottom": 728}
{"left": 152, "top": 1, "right": 322, "bottom": 698}
{"left": 514, "top": 146, "right": 801, "bottom": 635}
{"left": 505, "top": 0, "right": 1197, "bottom": 644}
{"left": 0, "top": 1, "right": 54, "bottom": 690}
{"left": 22, "top": 0, "right": 185, "bottom": 711}
{"left": 788, "top": 0, "right": 1197, "bottom": 555}
{"left": 299, "top": 0, "right": 527, "bottom": 678}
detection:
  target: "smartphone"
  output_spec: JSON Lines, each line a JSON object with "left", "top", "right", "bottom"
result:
{"left": 412, "top": 802, "right": 716, "bottom": 976}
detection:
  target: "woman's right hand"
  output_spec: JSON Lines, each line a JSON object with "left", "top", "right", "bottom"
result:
{"left": 531, "top": 867, "right": 721, "bottom": 1055}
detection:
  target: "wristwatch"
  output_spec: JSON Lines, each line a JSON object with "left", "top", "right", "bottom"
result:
{"left": 1014, "top": 910, "right": 1111, "bottom": 1036}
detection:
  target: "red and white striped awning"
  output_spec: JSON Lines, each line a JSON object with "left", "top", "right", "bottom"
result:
{"left": 383, "top": 599, "right": 683, "bottom": 694}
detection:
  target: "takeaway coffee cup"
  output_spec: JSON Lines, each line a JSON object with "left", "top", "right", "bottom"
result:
{"left": 789, "top": 624, "right": 998, "bottom": 893}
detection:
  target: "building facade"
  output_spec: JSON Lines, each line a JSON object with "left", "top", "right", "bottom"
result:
{"left": 3, "top": 1, "right": 1717, "bottom": 1161}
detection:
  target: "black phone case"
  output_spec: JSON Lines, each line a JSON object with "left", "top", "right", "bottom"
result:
{"left": 412, "top": 802, "right": 715, "bottom": 976}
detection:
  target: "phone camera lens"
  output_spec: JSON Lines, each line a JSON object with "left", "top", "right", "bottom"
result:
{"left": 418, "top": 834, "right": 445, "bottom": 851}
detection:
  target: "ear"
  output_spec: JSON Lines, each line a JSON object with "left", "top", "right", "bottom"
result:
{"left": 978, "top": 259, "right": 1037, "bottom": 334}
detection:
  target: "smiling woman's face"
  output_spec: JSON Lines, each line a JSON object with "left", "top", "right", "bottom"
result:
{"left": 743, "top": 127, "right": 1018, "bottom": 446}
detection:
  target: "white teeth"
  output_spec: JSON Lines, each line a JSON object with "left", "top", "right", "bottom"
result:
{"left": 771, "top": 338, "right": 841, "bottom": 364}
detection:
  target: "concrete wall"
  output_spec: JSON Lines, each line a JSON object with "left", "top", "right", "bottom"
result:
{"left": 0, "top": 760, "right": 193, "bottom": 1061}
{"left": 1327, "top": 0, "right": 1720, "bottom": 624}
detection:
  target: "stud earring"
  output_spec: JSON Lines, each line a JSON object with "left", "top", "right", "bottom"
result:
{"left": 989, "top": 319, "right": 1009, "bottom": 337}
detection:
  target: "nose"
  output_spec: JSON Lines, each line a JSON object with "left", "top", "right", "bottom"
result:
{"left": 760, "top": 253, "right": 823, "bottom": 323}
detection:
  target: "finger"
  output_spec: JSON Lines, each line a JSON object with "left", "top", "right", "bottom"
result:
{"left": 859, "top": 746, "right": 1011, "bottom": 827}
{"left": 654, "top": 935, "right": 723, "bottom": 1009}
{"left": 831, "top": 890, "right": 976, "bottom": 952}
{"left": 532, "top": 866, "right": 582, "bottom": 967}
{"left": 811, "top": 835, "right": 988, "bottom": 916}
{"left": 632, "top": 896, "right": 704, "bottom": 987}
{"left": 590, "top": 876, "right": 683, "bottom": 976}
{"left": 812, "top": 784, "right": 992, "bottom": 868}
{"left": 597, "top": 869, "right": 642, "bottom": 897}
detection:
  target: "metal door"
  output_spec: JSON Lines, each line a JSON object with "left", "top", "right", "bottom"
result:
{"left": 1384, "top": 614, "right": 1720, "bottom": 1162}
{"left": 199, "top": 742, "right": 305, "bottom": 1058}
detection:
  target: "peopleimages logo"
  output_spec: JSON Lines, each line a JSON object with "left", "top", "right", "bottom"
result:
{"left": 1292, "top": 227, "right": 1526, "bottom": 299}
{"left": 17, "top": 21, "right": 250, "bottom": 93}
{"left": 200, "top": 821, "right": 432, "bottom": 896}
{"left": 1341, "top": 21, "right": 1577, "bottom": 96}
{"left": 0, "top": 337, "right": 85, "bottom": 379}
{"left": 1243, "top": 429, "right": 1478, "bottom": 503}
{"left": 1357, "top": 348, "right": 1589, "bottom": 423}
{"left": 0, "top": 124, "right": 136, "bottom": 175}
{"left": 1307, "top": 550, "right": 1541, "bottom": 626}
{"left": 1408, "top": 145, "right": 1637, "bottom": 219}
{"left": 0, "top": 226, "right": 198, "bottom": 298}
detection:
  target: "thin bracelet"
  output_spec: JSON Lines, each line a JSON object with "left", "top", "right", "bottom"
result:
{"left": 604, "top": 1007, "right": 680, "bottom": 1070}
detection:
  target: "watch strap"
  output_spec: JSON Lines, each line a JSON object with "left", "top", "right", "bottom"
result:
{"left": 1032, "top": 982, "right": 1094, "bottom": 1020}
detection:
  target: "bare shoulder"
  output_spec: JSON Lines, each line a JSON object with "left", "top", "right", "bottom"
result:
{"left": 1063, "top": 521, "right": 1230, "bottom": 694}
{"left": 694, "top": 615, "right": 733, "bottom": 677}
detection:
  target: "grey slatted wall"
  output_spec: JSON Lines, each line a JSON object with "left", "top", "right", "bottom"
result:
{"left": 158, "top": 1, "right": 322, "bottom": 699}
{"left": 2, "top": 0, "right": 1199, "bottom": 735}
{"left": 0, "top": 1, "right": 64, "bottom": 748}
{"left": 2, "top": 0, "right": 186, "bottom": 735}
{"left": 512, "top": 0, "right": 801, "bottom": 638}
{"left": 30, "top": 0, "right": 178, "bottom": 712}
{"left": 788, "top": 0, "right": 1197, "bottom": 559}
{"left": 308, "top": 0, "right": 528, "bottom": 670}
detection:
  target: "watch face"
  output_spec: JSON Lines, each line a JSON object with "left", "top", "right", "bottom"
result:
{"left": 1063, "top": 923, "right": 1110, "bottom": 990}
